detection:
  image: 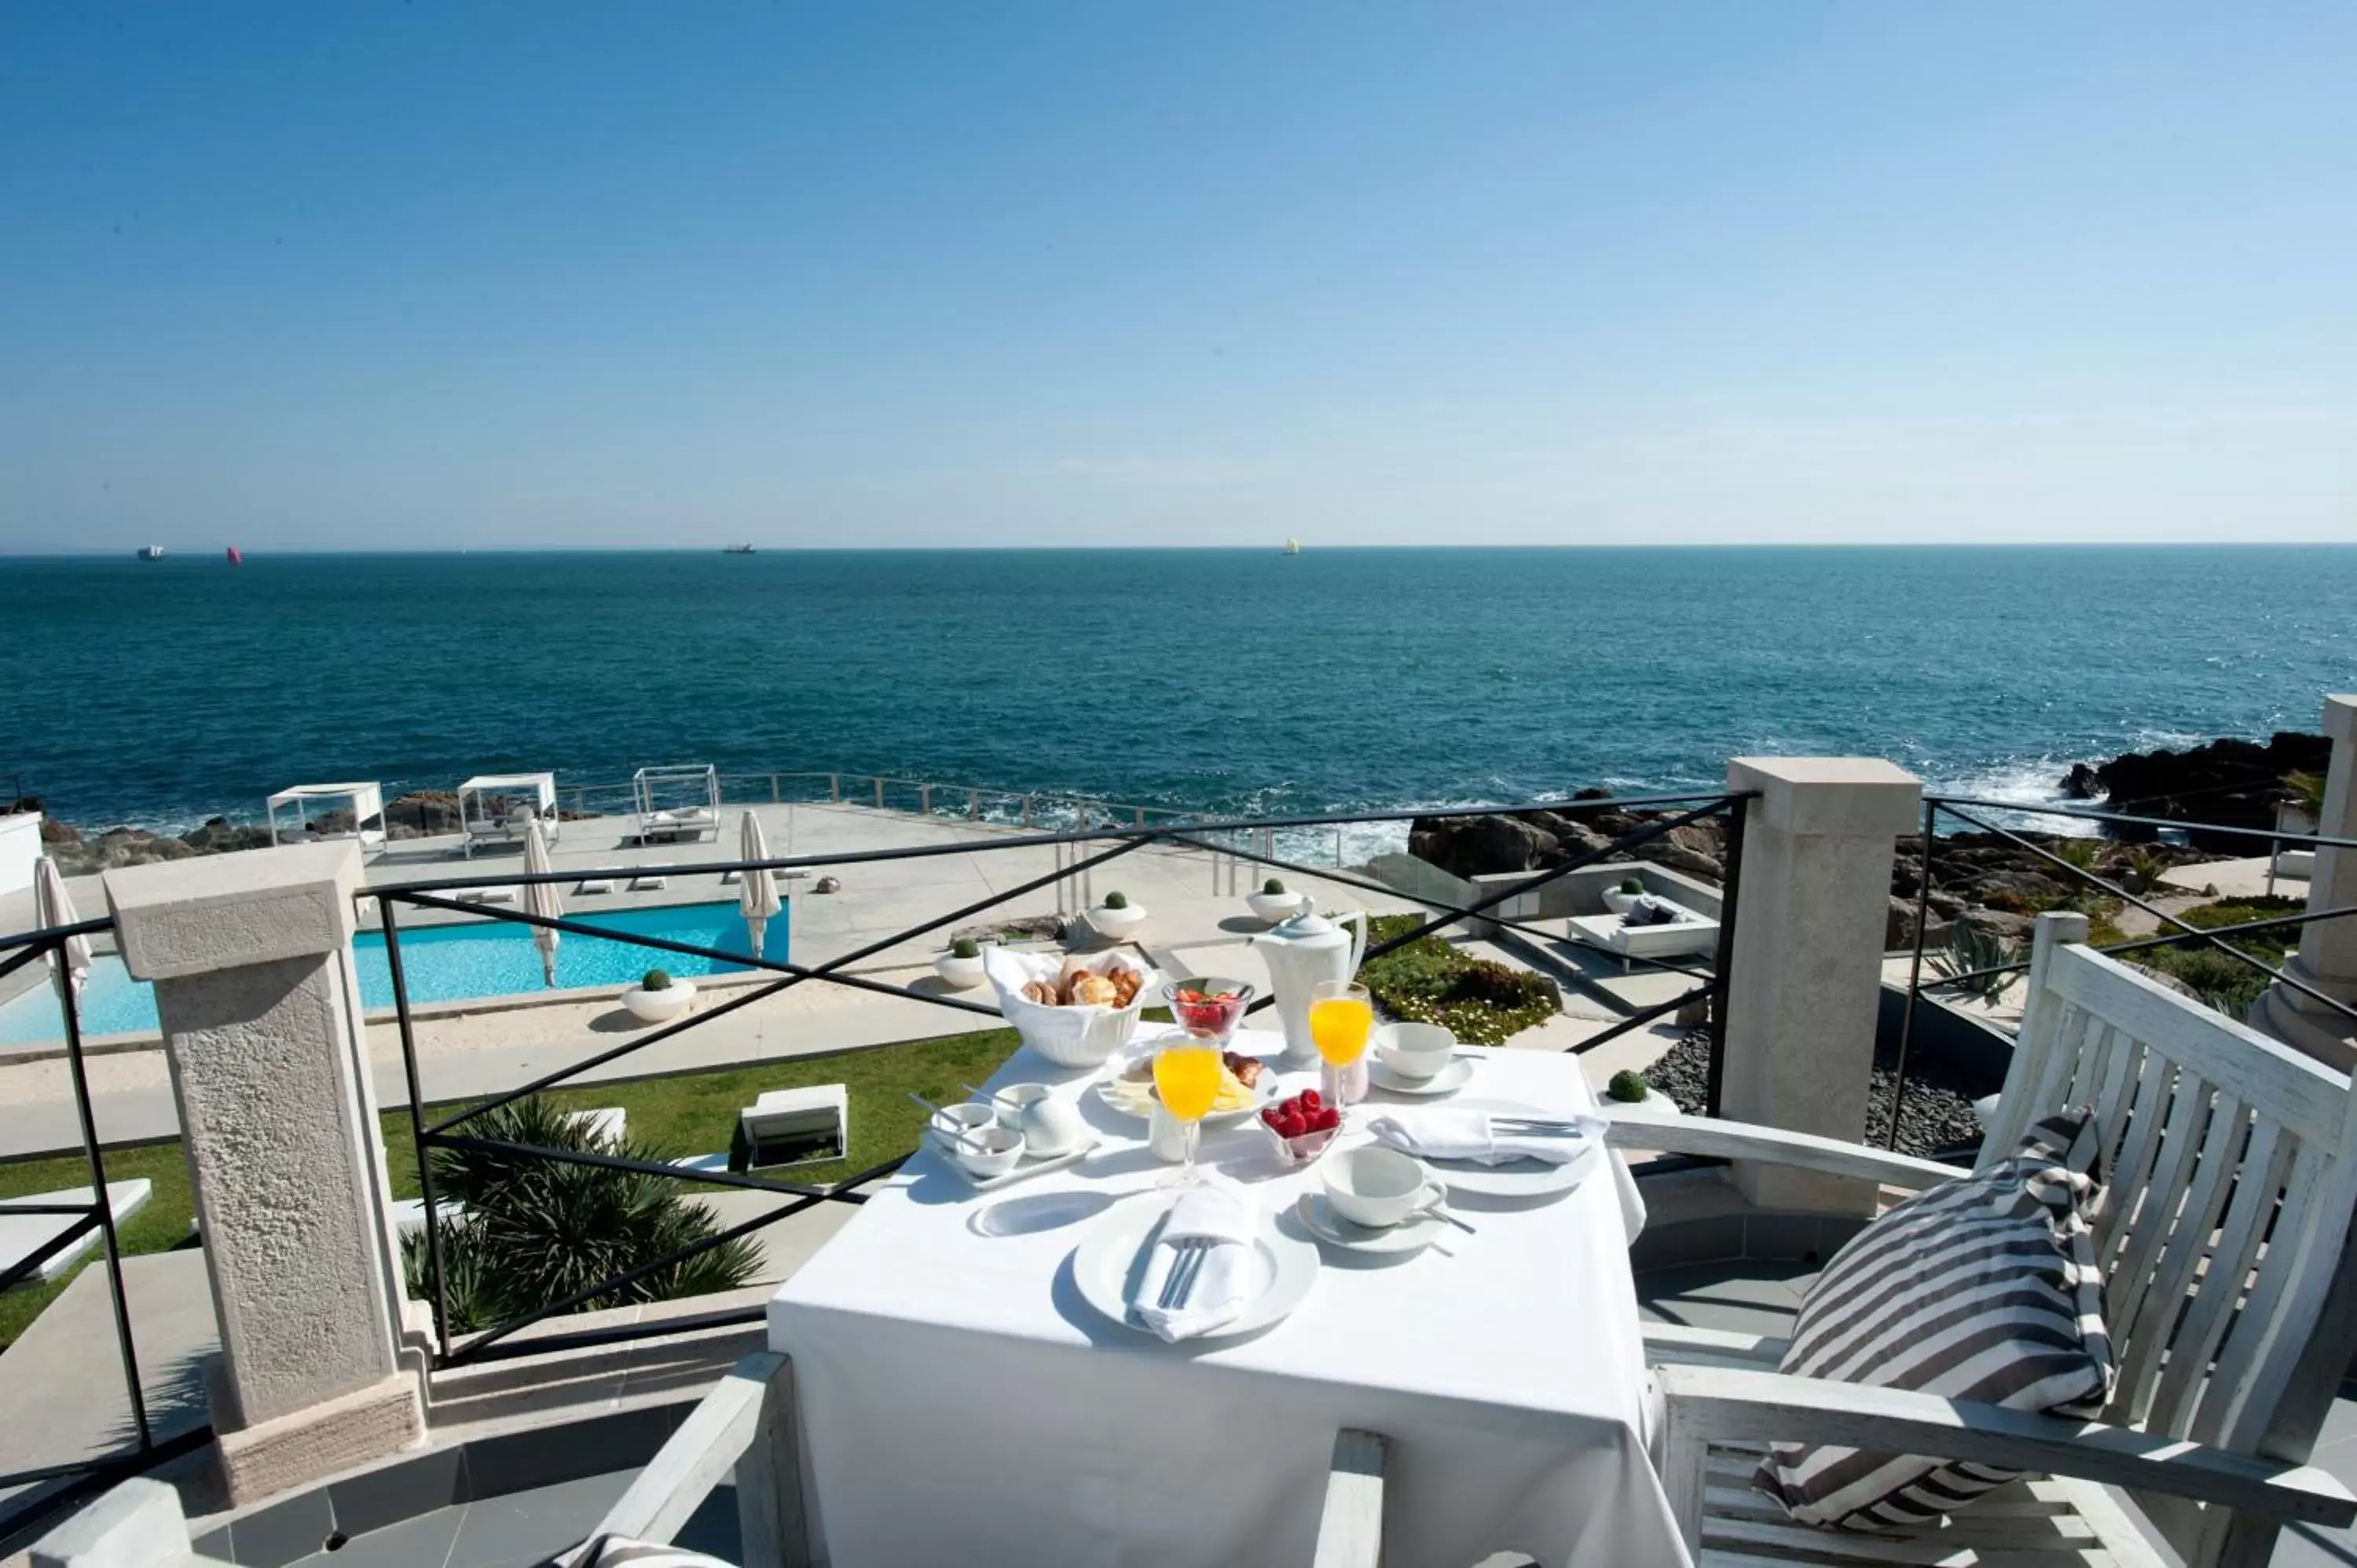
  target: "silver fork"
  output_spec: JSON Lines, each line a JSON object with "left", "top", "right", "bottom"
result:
{"left": 1159, "top": 1239, "right": 1211, "bottom": 1309}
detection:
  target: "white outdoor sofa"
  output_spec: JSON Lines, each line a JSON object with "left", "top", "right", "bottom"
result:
{"left": 1567, "top": 897, "right": 1721, "bottom": 968}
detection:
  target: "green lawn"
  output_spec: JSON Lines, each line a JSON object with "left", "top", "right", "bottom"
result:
{"left": 2, "top": 1025, "right": 1024, "bottom": 1349}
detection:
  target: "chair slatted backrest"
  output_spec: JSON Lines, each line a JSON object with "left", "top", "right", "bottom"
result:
{"left": 1985, "top": 913, "right": 2357, "bottom": 1564}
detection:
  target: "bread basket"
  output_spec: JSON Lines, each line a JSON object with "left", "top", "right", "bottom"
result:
{"left": 981, "top": 948, "right": 1158, "bottom": 1069}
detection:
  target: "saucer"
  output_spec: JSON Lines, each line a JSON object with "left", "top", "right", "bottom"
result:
{"left": 1369, "top": 1057, "right": 1472, "bottom": 1097}
{"left": 1292, "top": 1193, "right": 1446, "bottom": 1255}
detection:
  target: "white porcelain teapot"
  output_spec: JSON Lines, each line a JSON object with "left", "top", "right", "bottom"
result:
{"left": 1252, "top": 906, "right": 1369, "bottom": 1068}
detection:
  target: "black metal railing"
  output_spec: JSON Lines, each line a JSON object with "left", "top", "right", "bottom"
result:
{"left": 372, "top": 793, "right": 1750, "bottom": 1366}
{"left": 1889, "top": 793, "right": 2357, "bottom": 1148}
{"left": 0, "top": 918, "right": 209, "bottom": 1544}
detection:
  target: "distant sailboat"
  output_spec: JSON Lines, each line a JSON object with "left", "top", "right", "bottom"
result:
{"left": 225, "top": 545, "right": 244, "bottom": 566}
{"left": 137, "top": 544, "right": 167, "bottom": 561}
{"left": 1283, "top": 537, "right": 1301, "bottom": 555}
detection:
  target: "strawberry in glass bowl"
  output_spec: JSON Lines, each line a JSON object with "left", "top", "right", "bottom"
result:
{"left": 1164, "top": 976, "right": 1255, "bottom": 1045}
{"left": 1259, "top": 1088, "right": 1343, "bottom": 1167}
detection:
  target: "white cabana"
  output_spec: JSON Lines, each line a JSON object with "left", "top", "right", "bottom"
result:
{"left": 738, "top": 811, "right": 782, "bottom": 959}
{"left": 633, "top": 764, "right": 720, "bottom": 845}
{"left": 458, "top": 771, "right": 559, "bottom": 859}
{"left": 266, "top": 782, "right": 385, "bottom": 852}
{"left": 522, "top": 815, "right": 563, "bottom": 986}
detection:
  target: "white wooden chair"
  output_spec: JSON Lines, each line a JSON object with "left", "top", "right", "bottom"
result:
{"left": 1611, "top": 910, "right": 2357, "bottom": 1566}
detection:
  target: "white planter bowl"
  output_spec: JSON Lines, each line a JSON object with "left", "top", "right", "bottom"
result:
{"left": 621, "top": 979, "right": 697, "bottom": 1024}
{"left": 934, "top": 952, "right": 988, "bottom": 989}
{"left": 1602, "top": 1087, "right": 1680, "bottom": 1119}
{"left": 1247, "top": 890, "right": 1309, "bottom": 923}
{"left": 1602, "top": 887, "right": 1645, "bottom": 915}
{"left": 1088, "top": 903, "right": 1147, "bottom": 940}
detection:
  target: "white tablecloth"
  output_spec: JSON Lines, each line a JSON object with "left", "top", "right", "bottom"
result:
{"left": 768, "top": 1031, "right": 1690, "bottom": 1568}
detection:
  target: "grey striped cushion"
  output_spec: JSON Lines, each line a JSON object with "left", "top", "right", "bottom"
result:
{"left": 1754, "top": 1108, "right": 2115, "bottom": 1530}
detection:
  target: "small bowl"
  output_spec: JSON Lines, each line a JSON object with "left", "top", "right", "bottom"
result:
{"left": 1258, "top": 1116, "right": 1341, "bottom": 1169}
{"left": 1165, "top": 976, "right": 1255, "bottom": 1043}
{"left": 929, "top": 1102, "right": 998, "bottom": 1144}
{"left": 1373, "top": 1021, "right": 1456, "bottom": 1082}
{"left": 990, "top": 1083, "right": 1053, "bottom": 1131}
{"left": 951, "top": 1126, "right": 1025, "bottom": 1178}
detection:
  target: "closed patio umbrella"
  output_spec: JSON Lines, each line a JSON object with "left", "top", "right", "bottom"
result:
{"left": 35, "top": 856, "right": 91, "bottom": 1002}
{"left": 739, "top": 811, "right": 782, "bottom": 960}
{"left": 522, "top": 812, "right": 563, "bottom": 987}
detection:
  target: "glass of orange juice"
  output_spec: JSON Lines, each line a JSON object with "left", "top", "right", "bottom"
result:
{"left": 1307, "top": 981, "right": 1374, "bottom": 1105}
{"left": 1153, "top": 1036, "right": 1225, "bottom": 1185}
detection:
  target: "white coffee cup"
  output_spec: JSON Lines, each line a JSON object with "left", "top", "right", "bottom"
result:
{"left": 1323, "top": 1146, "right": 1443, "bottom": 1229}
{"left": 1373, "top": 1021, "right": 1456, "bottom": 1082}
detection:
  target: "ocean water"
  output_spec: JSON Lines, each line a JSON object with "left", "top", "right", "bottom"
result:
{"left": 2, "top": 547, "right": 2352, "bottom": 836}
{"left": 0, "top": 899, "right": 768, "bottom": 1044}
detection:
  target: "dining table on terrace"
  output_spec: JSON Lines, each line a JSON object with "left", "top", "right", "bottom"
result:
{"left": 766, "top": 1028, "right": 1692, "bottom": 1568}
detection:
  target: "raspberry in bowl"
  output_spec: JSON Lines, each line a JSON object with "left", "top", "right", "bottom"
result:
{"left": 1164, "top": 976, "right": 1255, "bottom": 1045}
{"left": 1259, "top": 1088, "right": 1343, "bottom": 1167}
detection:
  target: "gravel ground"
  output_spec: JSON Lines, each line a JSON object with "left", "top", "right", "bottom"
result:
{"left": 1640, "top": 1029, "right": 1990, "bottom": 1161}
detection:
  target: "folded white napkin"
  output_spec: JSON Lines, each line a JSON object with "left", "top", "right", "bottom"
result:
{"left": 1365, "top": 1108, "right": 1605, "bottom": 1167}
{"left": 1131, "top": 1185, "right": 1256, "bottom": 1343}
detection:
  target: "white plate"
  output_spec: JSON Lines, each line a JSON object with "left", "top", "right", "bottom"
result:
{"left": 1368, "top": 1057, "right": 1473, "bottom": 1097}
{"left": 1093, "top": 1046, "right": 1281, "bottom": 1127}
{"left": 1417, "top": 1097, "right": 1602, "bottom": 1200}
{"left": 928, "top": 1132, "right": 1102, "bottom": 1192}
{"left": 1072, "top": 1192, "right": 1321, "bottom": 1341}
{"left": 1293, "top": 1193, "right": 1446, "bottom": 1255}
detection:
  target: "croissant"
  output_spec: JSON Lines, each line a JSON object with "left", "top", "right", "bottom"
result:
{"left": 1068, "top": 973, "right": 1120, "bottom": 1007}
{"left": 1021, "top": 980, "right": 1060, "bottom": 1006}
{"left": 1109, "top": 970, "right": 1143, "bottom": 1007}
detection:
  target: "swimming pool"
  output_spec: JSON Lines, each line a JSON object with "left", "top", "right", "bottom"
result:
{"left": 0, "top": 899, "right": 781, "bottom": 1046}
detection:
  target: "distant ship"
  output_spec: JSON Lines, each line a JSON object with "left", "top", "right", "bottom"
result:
{"left": 722, "top": 544, "right": 757, "bottom": 555}
{"left": 137, "top": 545, "right": 167, "bottom": 561}
{"left": 1283, "top": 537, "right": 1301, "bottom": 555}
{"left": 226, "top": 545, "right": 244, "bottom": 566}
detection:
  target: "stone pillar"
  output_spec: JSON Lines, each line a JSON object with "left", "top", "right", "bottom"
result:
{"left": 1720, "top": 758, "right": 1923, "bottom": 1214}
{"left": 105, "top": 842, "right": 423, "bottom": 1504}
{"left": 2260, "top": 695, "right": 2357, "bottom": 1071}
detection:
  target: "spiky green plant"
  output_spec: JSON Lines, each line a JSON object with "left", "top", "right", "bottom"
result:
{"left": 2122, "top": 848, "right": 2172, "bottom": 896}
{"left": 2051, "top": 837, "right": 2101, "bottom": 872}
{"left": 1926, "top": 921, "right": 2020, "bottom": 1006}
{"left": 402, "top": 1094, "right": 761, "bottom": 1334}
{"left": 2284, "top": 771, "right": 2328, "bottom": 815}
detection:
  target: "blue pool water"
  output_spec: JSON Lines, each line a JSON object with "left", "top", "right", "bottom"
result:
{"left": 0, "top": 900, "right": 779, "bottom": 1046}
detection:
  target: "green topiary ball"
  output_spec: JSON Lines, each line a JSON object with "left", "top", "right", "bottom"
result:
{"left": 1618, "top": 876, "right": 1644, "bottom": 896}
{"left": 1103, "top": 890, "right": 1129, "bottom": 910}
{"left": 1606, "top": 1068, "right": 1648, "bottom": 1103}
{"left": 642, "top": 968, "right": 673, "bottom": 991}
{"left": 950, "top": 936, "right": 981, "bottom": 960}
{"left": 1262, "top": 877, "right": 1286, "bottom": 896}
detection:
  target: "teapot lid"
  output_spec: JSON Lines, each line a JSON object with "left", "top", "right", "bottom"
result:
{"left": 1268, "top": 907, "right": 1339, "bottom": 940}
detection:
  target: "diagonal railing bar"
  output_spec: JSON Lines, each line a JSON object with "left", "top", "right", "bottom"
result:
{"left": 439, "top": 1149, "right": 912, "bottom": 1367}
{"left": 0, "top": 1211, "right": 99, "bottom": 1293}
{"left": 1923, "top": 794, "right": 2357, "bottom": 852}
{"left": 367, "top": 793, "right": 1750, "bottom": 897}
{"left": 394, "top": 894, "right": 1003, "bottom": 1016}
{"left": 429, "top": 1134, "right": 864, "bottom": 1203}
{"left": 1936, "top": 801, "right": 2357, "bottom": 1028}
{"left": 1332, "top": 795, "right": 1749, "bottom": 977}
{"left": 1565, "top": 982, "right": 1720, "bottom": 1057}
{"left": 1162, "top": 827, "right": 1728, "bottom": 984}
{"left": 54, "top": 935, "right": 151, "bottom": 1455}
{"left": 412, "top": 832, "right": 1157, "bottom": 1136}
{"left": 2098, "top": 902, "right": 2357, "bottom": 959}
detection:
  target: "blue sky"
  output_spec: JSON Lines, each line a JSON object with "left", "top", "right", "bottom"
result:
{"left": 3, "top": 3, "right": 2351, "bottom": 550}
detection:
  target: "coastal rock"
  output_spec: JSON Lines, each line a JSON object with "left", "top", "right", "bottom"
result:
{"left": 1887, "top": 896, "right": 1954, "bottom": 951}
{"left": 2062, "top": 731, "right": 2328, "bottom": 848}
{"left": 1407, "top": 815, "right": 1560, "bottom": 879}
{"left": 180, "top": 817, "right": 273, "bottom": 854}
{"left": 39, "top": 815, "right": 81, "bottom": 847}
